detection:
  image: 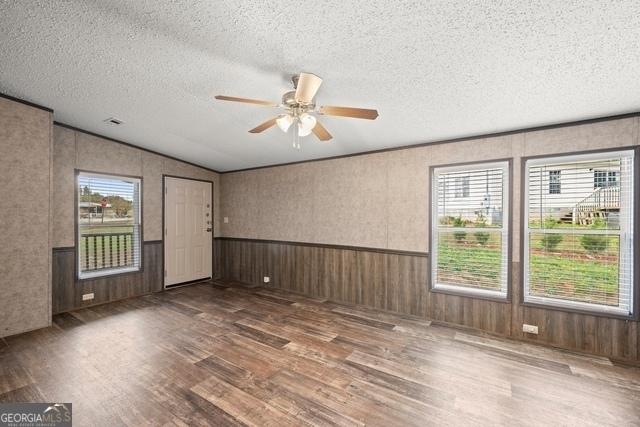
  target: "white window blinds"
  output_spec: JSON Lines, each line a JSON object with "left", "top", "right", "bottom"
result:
{"left": 431, "top": 161, "right": 509, "bottom": 298}
{"left": 77, "top": 172, "right": 142, "bottom": 279}
{"left": 524, "top": 150, "right": 635, "bottom": 316}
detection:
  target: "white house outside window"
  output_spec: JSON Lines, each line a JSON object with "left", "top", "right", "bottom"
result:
{"left": 594, "top": 170, "right": 618, "bottom": 189}
{"left": 454, "top": 176, "right": 470, "bottom": 198}
{"left": 548, "top": 170, "right": 561, "bottom": 194}
{"left": 524, "top": 150, "right": 635, "bottom": 316}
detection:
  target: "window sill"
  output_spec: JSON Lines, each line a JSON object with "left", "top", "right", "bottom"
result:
{"left": 431, "top": 283, "right": 510, "bottom": 303}
{"left": 522, "top": 298, "right": 635, "bottom": 320}
{"left": 78, "top": 266, "right": 141, "bottom": 281}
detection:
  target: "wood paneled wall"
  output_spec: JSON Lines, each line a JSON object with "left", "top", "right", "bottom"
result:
{"left": 220, "top": 238, "right": 430, "bottom": 316}
{"left": 217, "top": 237, "right": 639, "bottom": 362}
{"left": 52, "top": 241, "right": 163, "bottom": 314}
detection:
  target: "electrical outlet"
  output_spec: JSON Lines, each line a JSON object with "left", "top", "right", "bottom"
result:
{"left": 522, "top": 324, "right": 539, "bottom": 334}
{"left": 82, "top": 293, "right": 95, "bottom": 301}
{"left": 263, "top": 276, "right": 270, "bottom": 284}
{"left": 223, "top": 217, "right": 229, "bottom": 224}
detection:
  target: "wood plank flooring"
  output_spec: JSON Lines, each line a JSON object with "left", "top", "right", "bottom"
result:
{"left": 2, "top": 280, "right": 640, "bottom": 426}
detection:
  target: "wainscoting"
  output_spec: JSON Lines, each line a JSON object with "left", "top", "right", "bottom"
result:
{"left": 216, "top": 237, "right": 639, "bottom": 362}
{"left": 50, "top": 237, "right": 639, "bottom": 361}
{"left": 52, "top": 241, "right": 163, "bottom": 314}
{"left": 218, "top": 238, "right": 429, "bottom": 317}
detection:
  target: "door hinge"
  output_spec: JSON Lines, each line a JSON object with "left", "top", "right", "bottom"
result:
{"left": 164, "top": 270, "right": 167, "bottom": 277}
{"left": 165, "top": 186, "right": 168, "bottom": 195}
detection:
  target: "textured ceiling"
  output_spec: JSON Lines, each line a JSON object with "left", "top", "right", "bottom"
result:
{"left": 1, "top": 1, "right": 639, "bottom": 171}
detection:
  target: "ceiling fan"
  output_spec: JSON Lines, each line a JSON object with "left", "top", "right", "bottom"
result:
{"left": 215, "top": 72, "right": 379, "bottom": 148}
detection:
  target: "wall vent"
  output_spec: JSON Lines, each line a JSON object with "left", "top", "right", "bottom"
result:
{"left": 104, "top": 117, "right": 124, "bottom": 125}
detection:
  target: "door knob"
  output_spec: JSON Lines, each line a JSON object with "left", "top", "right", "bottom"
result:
{"left": 206, "top": 227, "right": 212, "bottom": 232}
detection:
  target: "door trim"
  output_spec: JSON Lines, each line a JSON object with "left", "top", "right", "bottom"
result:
{"left": 162, "top": 175, "right": 214, "bottom": 289}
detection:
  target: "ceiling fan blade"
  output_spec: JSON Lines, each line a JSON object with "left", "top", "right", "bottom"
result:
{"left": 295, "top": 72, "right": 323, "bottom": 104}
{"left": 319, "top": 106, "right": 379, "bottom": 120}
{"left": 248, "top": 117, "right": 278, "bottom": 133}
{"left": 215, "top": 95, "right": 278, "bottom": 107}
{"left": 311, "top": 121, "right": 332, "bottom": 141}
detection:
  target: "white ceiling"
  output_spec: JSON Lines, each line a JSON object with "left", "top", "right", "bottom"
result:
{"left": 1, "top": 1, "right": 639, "bottom": 172}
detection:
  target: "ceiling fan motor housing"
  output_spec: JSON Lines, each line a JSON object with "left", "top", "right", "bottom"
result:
{"left": 282, "top": 90, "right": 315, "bottom": 111}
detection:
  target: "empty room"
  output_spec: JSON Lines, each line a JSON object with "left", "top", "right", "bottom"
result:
{"left": 1, "top": 1, "right": 639, "bottom": 426}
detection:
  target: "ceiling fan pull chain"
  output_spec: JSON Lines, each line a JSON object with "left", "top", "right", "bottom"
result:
{"left": 292, "top": 118, "right": 301, "bottom": 150}
{"left": 292, "top": 122, "right": 297, "bottom": 149}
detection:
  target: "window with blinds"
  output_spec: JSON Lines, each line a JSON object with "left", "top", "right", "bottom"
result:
{"left": 524, "top": 150, "right": 635, "bottom": 316}
{"left": 77, "top": 172, "right": 142, "bottom": 279}
{"left": 431, "top": 161, "right": 509, "bottom": 298}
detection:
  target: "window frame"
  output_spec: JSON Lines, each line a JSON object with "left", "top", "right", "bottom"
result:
{"left": 428, "top": 158, "right": 512, "bottom": 302}
{"left": 520, "top": 147, "right": 639, "bottom": 320}
{"left": 75, "top": 169, "right": 144, "bottom": 281}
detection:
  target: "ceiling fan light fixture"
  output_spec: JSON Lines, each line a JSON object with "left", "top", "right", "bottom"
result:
{"left": 276, "top": 114, "right": 294, "bottom": 132}
{"left": 297, "top": 113, "right": 317, "bottom": 137}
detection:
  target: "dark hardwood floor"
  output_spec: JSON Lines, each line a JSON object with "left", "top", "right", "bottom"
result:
{"left": 2, "top": 280, "right": 640, "bottom": 426}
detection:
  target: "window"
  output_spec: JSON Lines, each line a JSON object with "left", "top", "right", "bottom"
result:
{"left": 454, "top": 176, "right": 470, "bottom": 198}
{"left": 77, "top": 172, "right": 142, "bottom": 279}
{"left": 594, "top": 170, "right": 618, "bottom": 189}
{"left": 431, "top": 161, "right": 509, "bottom": 298}
{"left": 524, "top": 150, "right": 635, "bottom": 316}
{"left": 548, "top": 170, "right": 561, "bottom": 194}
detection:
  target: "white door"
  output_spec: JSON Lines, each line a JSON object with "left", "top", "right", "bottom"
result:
{"left": 164, "top": 177, "right": 212, "bottom": 287}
